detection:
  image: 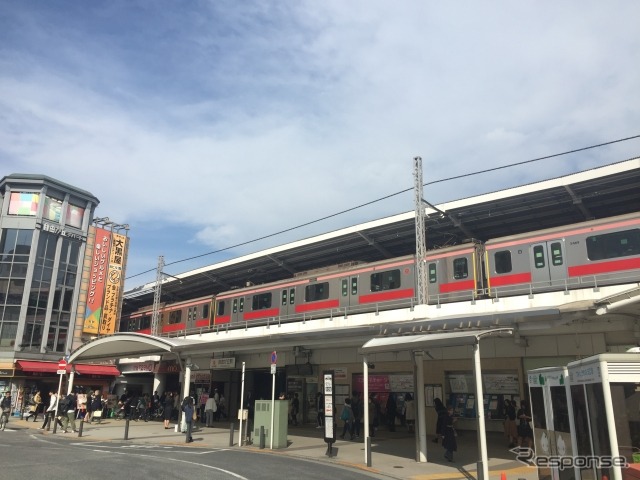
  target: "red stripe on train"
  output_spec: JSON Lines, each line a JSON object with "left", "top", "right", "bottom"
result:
{"left": 215, "top": 315, "right": 231, "bottom": 325}
{"left": 162, "top": 323, "right": 186, "bottom": 333}
{"left": 439, "top": 279, "right": 476, "bottom": 293}
{"left": 359, "top": 288, "right": 414, "bottom": 304}
{"left": 244, "top": 308, "right": 280, "bottom": 321}
{"left": 295, "top": 299, "right": 340, "bottom": 313}
{"left": 195, "top": 319, "right": 210, "bottom": 328}
{"left": 489, "top": 272, "right": 532, "bottom": 287}
{"left": 568, "top": 257, "right": 640, "bottom": 277}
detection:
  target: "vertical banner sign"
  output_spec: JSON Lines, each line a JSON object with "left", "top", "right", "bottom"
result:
{"left": 323, "top": 370, "right": 336, "bottom": 444}
{"left": 82, "top": 227, "right": 111, "bottom": 334}
{"left": 100, "top": 232, "right": 128, "bottom": 335}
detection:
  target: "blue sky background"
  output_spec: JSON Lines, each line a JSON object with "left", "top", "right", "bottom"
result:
{"left": 1, "top": 1, "right": 639, "bottom": 289}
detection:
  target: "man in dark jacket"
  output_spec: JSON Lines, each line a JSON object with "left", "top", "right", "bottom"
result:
{"left": 60, "top": 392, "right": 77, "bottom": 433}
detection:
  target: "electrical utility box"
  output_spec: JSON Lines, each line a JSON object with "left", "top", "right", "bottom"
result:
{"left": 253, "top": 400, "right": 288, "bottom": 448}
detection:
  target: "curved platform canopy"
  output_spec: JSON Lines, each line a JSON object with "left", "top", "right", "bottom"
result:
{"left": 68, "top": 332, "right": 211, "bottom": 363}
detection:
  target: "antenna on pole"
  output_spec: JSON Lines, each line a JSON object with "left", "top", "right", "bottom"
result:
{"left": 151, "top": 255, "right": 164, "bottom": 336}
{"left": 414, "top": 157, "right": 427, "bottom": 305}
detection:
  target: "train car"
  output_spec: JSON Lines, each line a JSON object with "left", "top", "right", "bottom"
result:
{"left": 214, "top": 256, "right": 418, "bottom": 328}
{"left": 485, "top": 212, "right": 640, "bottom": 297}
{"left": 120, "top": 296, "right": 214, "bottom": 334}
{"left": 424, "top": 242, "right": 484, "bottom": 304}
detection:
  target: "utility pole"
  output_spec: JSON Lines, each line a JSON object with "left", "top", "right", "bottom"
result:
{"left": 414, "top": 157, "right": 427, "bottom": 305}
{"left": 151, "top": 255, "right": 164, "bottom": 336}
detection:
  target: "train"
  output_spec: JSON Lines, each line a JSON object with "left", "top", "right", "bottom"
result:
{"left": 119, "top": 211, "right": 640, "bottom": 335}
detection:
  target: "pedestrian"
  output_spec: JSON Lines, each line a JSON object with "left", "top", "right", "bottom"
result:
{"left": 339, "top": 397, "right": 355, "bottom": 440}
{"left": 386, "top": 393, "right": 397, "bottom": 432}
{"left": 442, "top": 406, "right": 457, "bottom": 462}
{"left": 404, "top": 393, "right": 416, "bottom": 433}
{"left": 25, "top": 390, "right": 42, "bottom": 422}
{"left": 350, "top": 391, "right": 361, "bottom": 438}
{"left": 517, "top": 400, "right": 533, "bottom": 448}
{"left": 368, "top": 394, "right": 380, "bottom": 437}
{"left": 504, "top": 399, "right": 518, "bottom": 448}
{"left": 315, "top": 392, "right": 324, "bottom": 428}
{"left": 163, "top": 392, "right": 174, "bottom": 429}
{"left": 291, "top": 392, "right": 300, "bottom": 426}
{"left": 205, "top": 394, "right": 216, "bottom": 427}
{"left": 433, "top": 397, "right": 447, "bottom": 443}
{"left": 60, "top": 391, "right": 77, "bottom": 433}
{"left": 182, "top": 396, "right": 194, "bottom": 443}
{"left": 88, "top": 390, "right": 102, "bottom": 423}
{"left": 213, "top": 388, "right": 220, "bottom": 421}
{"left": 39, "top": 391, "right": 58, "bottom": 430}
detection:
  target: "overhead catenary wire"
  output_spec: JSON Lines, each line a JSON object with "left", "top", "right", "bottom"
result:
{"left": 126, "top": 134, "right": 640, "bottom": 280}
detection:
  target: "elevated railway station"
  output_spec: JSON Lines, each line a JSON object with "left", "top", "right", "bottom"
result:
{"left": 71, "top": 157, "right": 640, "bottom": 478}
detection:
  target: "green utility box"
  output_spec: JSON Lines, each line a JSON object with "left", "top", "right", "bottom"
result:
{"left": 253, "top": 400, "right": 288, "bottom": 448}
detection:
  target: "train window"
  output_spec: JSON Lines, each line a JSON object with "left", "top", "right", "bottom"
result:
{"left": 305, "top": 282, "right": 329, "bottom": 302}
{"left": 140, "top": 315, "right": 150, "bottom": 330}
{"left": 281, "top": 290, "right": 287, "bottom": 306}
{"left": 428, "top": 263, "right": 437, "bottom": 283}
{"left": 342, "top": 279, "right": 348, "bottom": 297}
{"left": 232, "top": 299, "right": 237, "bottom": 314}
{"left": 587, "top": 229, "right": 640, "bottom": 260}
{"left": 169, "top": 310, "right": 182, "bottom": 324}
{"left": 453, "top": 258, "right": 468, "bottom": 279}
{"left": 217, "top": 300, "right": 225, "bottom": 316}
{"left": 370, "top": 269, "right": 401, "bottom": 291}
{"left": 252, "top": 292, "right": 272, "bottom": 310}
{"left": 550, "top": 242, "right": 563, "bottom": 266}
{"left": 533, "top": 245, "right": 546, "bottom": 268}
{"left": 351, "top": 277, "right": 358, "bottom": 295}
{"left": 187, "top": 306, "right": 195, "bottom": 322}
{"left": 239, "top": 297, "right": 244, "bottom": 312}
{"left": 494, "top": 251, "right": 512, "bottom": 274}
{"left": 289, "top": 288, "right": 295, "bottom": 304}
{"left": 203, "top": 303, "right": 210, "bottom": 320}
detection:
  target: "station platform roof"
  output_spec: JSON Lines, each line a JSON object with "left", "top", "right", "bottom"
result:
{"left": 122, "top": 156, "right": 640, "bottom": 312}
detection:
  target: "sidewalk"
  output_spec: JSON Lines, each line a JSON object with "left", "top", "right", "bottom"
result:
{"left": 18, "top": 417, "right": 538, "bottom": 480}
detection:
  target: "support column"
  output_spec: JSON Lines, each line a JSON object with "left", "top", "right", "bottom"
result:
{"left": 363, "top": 356, "right": 370, "bottom": 465}
{"left": 414, "top": 352, "right": 427, "bottom": 462}
{"left": 473, "top": 343, "right": 489, "bottom": 480}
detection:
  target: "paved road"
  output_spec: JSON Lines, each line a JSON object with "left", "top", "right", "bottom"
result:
{"left": 0, "top": 416, "right": 540, "bottom": 480}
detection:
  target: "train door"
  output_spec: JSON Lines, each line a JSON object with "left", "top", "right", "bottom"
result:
{"left": 338, "top": 275, "right": 358, "bottom": 310}
{"left": 530, "top": 240, "right": 567, "bottom": 289}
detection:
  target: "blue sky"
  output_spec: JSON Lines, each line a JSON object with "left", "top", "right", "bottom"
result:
{"left": 1, "top": 1, "right": 639, "bottom": 289}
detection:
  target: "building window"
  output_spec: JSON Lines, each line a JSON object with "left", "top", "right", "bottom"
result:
{"left": 44, "top": 196, "right": 63, "bottom": 222}
{"left": 370, "top": 269, "right": 401, "bottom": 291}
{"left": 8, "top": 192, "right": 39, "bottom": 216}
{"left": 66, "top": 204, "right": 84, "bottom": 229}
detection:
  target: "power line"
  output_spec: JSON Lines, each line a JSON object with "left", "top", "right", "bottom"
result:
{"left": 126, "top": 134, "right": 640, "bottom": 280}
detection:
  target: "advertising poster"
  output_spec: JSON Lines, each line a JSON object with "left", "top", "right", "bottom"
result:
{"left": 100, "top": 232, "right": 128, "bottom": 335}
{"left": 83, "top": 227, "right": 111, "bottom": 334}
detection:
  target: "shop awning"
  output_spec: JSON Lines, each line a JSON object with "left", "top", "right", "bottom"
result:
{"left": 16, "top": 360, "right": 61, "bottom": 373}
{"left": 74, "top": 364, "right": 120, "bottom": 376}
{"left": 16, "top": 360, "right": 119, "bottom": 376}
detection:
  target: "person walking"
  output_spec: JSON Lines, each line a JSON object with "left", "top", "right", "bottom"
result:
{"left": 182, "top": 396, "right": 194, "bottom": 443}
{"left": 339, "top": 397, "right": 355, "bottom": 440}
{"left": 433, "top": 397, "right": 447, "bottom": 443}
{"left": 163, "top": 392, "right": 174, "bottom": 429}
{"left": 291, "top": 393, "right": 300, "bottom": 426}
{"left": 404, "top": 393, "right": 416, "bottom": 433}
{"left": 386, "top": 393, "right": 397, "bottom": 432}
{"left": 60, "top": 392, "right": 77, "bottom": 433}
{"left": 315, "top": 392, "right": 324, "bottom": 428}
{"left": 25, "top": 390, "right": 42, "bottom": 422}
{"left": 204, "top": 394, "right": 216, "bottom": 427}
{"left": 39, "top": 392, "right": 57, "bottom": 430}
{"left": 368, "top": 394, "right": 380, "bottom": 437}
{"left": 350, "top": 391, "right": 362, "bottom": 438}
{"left": 87, "top": 390, "right": 102, "bottom": 423}
{"left": 504, "top": 399, "right": 518, "bottom": 448}
{"left": 442, "top": 406, "right": 457, "bottom": 462}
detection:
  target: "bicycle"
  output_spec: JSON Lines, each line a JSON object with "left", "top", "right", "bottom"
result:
{"left": 0, "top": 407, "right": 10, "bottom": 431}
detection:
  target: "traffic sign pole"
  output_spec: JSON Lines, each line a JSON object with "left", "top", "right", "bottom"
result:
{"left": 54, "top": 359, "right": 66, "bottom": 431}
